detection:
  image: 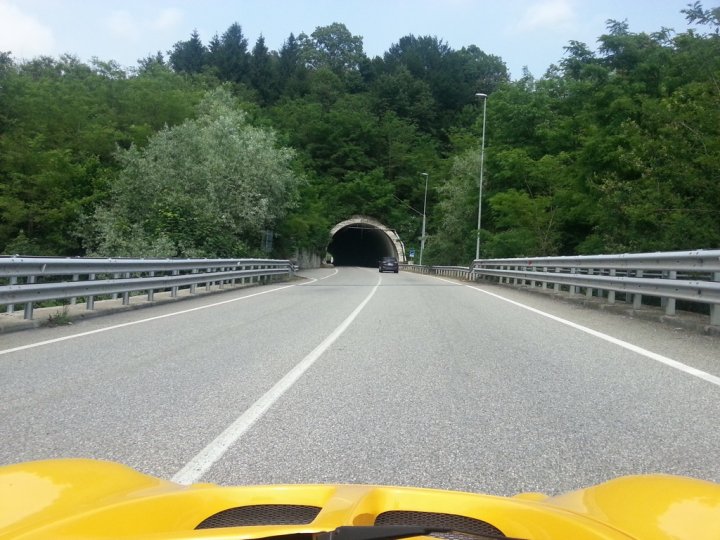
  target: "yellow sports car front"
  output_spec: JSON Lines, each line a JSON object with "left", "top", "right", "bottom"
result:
{"left": 2, "top": 459, "right": 720, "bottom": 540}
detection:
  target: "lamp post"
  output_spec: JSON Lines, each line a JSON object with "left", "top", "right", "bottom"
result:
{"left": 420, "top": 172, "right": 429, "bottom": 266}
{"left": 475, "top": 93, "right": 487, "bottom": 261}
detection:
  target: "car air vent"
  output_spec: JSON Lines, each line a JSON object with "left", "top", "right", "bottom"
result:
{"left": 375, "top": 511, "right": 505, "bottom": 540}
{"left": 196, "top": 504, "right": 322, "bottom": 529}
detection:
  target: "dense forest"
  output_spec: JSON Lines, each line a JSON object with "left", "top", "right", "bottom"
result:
{"left": 1, "top": 3, "right": 719, "bottom": 264}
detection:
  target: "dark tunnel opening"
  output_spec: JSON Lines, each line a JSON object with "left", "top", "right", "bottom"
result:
{"left": 328, "top": 224, "right": 397, "bottom": 267}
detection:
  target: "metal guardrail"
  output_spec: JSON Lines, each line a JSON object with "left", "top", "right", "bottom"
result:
{"left": 400, "top": 264, "right": 471, "bottom": 279}
{"left": 402, "top": 250, "right": 720, "bottom": 326}
{"left": 474, "top": 250, "right": 720, "bottom": 272}
{"left": 0, "top": 256, "right": 295, "bottom": 320}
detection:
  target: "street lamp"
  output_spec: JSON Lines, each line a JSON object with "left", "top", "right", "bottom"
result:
{"left": 475, "top": 93, "right": 487, "bottom": 261}
{"left": 420, "top": 172, "right": 429, "bottom": 266}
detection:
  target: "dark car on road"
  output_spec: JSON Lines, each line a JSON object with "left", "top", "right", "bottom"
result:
{"left": 379, "top": 256, "right": 399, "bottom": 273}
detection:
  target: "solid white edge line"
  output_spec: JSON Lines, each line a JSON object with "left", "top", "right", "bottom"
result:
{"left": 296, "top": 268, "right": 339, "bottom": 286}
{"left": 171, "top": 276, "right": 381, "bottom": 485}
{"left": 401, "top": 270, "right": 461, "bottom": 286}
{"left": 318, "top": 268, "right": 339, "bottom": 280}
{"left": 0, "top": 284, "right": 296, "bottom": 357}
{"left": 431, "top": 276, "right": 462, "bottom": 286}
{"left": 465, "top": 284, "right": 720, "bottom": 388}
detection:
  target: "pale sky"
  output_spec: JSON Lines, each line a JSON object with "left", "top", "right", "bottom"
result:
{"left": 0, "top": 0, "right": 702, "bottom": 79}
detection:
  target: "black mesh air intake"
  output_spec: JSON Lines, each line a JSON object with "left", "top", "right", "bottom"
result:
{"left": 375, "top": 510, "right": 505, "bottom": 540}
{"left": 196, "top": 504, "right": 322, "bottom": 529}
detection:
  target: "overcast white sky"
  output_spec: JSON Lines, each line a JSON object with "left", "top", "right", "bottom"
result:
{"left": 0, "top": 0, "right": 701, "bottom": 79}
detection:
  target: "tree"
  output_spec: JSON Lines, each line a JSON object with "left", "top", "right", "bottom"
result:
{"left": 485, "top": 189, "right": 559, "bottom": 257}
{"left": 277, "top": 33, "right": 308, "bottom": 97}
{"left": 208, "top": 23, "right": 250, "bottom": 83}
{"left": 249, "top": 35, "right": 278, "bottom": 105}
{"left": 370, "top": 66, "right": 437, "bottom": 131}
{"left": 682, "top": 1, "right": 720, "bottom": 28}
{"left": 168, "top": 29, "right": 207, "bottom": 74}
{"left": 424, "top": 151, "right": 480, "bottom": 264}
{"left": 137, "top": 51, "right": 167, "bottom": 74}
{"left": 0, "top": 55, "right": 116, "bottom": 254}
{"left": 86, "top": 87, "right": 300, "bottom": 257}
{"left": 379, "top": 35, "right": 508, "bottom": 136}
{"left": 300, "top": 23, "right": 366, "bottom": 75}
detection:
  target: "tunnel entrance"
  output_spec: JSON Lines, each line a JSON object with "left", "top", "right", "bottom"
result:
{"left": 327, "top": 216, "right": 406, "bottom": 267}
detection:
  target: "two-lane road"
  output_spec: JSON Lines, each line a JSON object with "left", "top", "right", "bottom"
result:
{"left": 1, "top": 267, "right": 718, "bottom": 495}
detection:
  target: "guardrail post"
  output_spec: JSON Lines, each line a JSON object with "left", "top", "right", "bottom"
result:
{"left": 664, "top": 271, "right": 676, "bottom": 316}
{"left": 148, "top": 271, "right": 155, "bottom": 301}
{"left": 6, "top": 276, "right": 17, "bottom": 314}
{"left": 586, "top": 269, "right": 593, "bottom": 298}
{"left": 711, "top": 272, "right": 720, "bottom": 325}
{"left": 530, "top": 265, "right": 536, "bottom": 289}
{"left": 542, "top": 267, "right": 548, "bottom": 289}
{"left": 23, "top": 276, "right": 36, "bottom": 319}
{"left": 190, "top": 269, "right": 197, "bottom": 294}
{"left": 86, "top": 274, "right": 95, "bottom": 310}
{"left": 608, "top": 269, "right": 616, "bottom": 304}
{"left": 171, "top": 269, "right": 179, "bottom": 297}
{"left": 112, "top": 273, "right": 119, "bottom": 299}
{"left": 70, "top": 274, "right": 79, "bottom": 305}
{"left": 554, "top": 267, "right": 560, "bottom": 293}
{"left": 122, "top": 272, "right": 130, "bottom": 305}
{"left": 570, "top": 268, "right": 577, "bottom": 295}
{"left": 633, "top": 270, "right": 644, "bottom": 309}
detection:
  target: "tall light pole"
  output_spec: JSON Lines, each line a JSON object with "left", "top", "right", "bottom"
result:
{"left": 475, "top": 93, "right": 487, "bottom": 261}
{"left": 420, "top": 172, "right": 429, "bottom": 266}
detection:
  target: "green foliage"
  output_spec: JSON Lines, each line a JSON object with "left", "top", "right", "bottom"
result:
{"left": 86, "top": 87, "right": 300, "bottom": 258}
{"left": 208, "top": 23, "right": 250, "bottom": 82}
{"left": 0, "top": 54, "right": 204, "bottom": 255}
{"left": 379, "top": 35, "right": 509, "bottom": 136}
{"left": 45, "top": 306, "right": 72, "bottom": 327}
{"left": 424, "top": 151, "right": 480, "bottom": 265}
{"left": 169, "top": 29, "right": 208, "bottom": 74}
{"left": 300, "top": 23, "right": 365, "bottom": 75}
{"left": 2, "top": 6, "right": 719, "bottom": 263}
{"left": 486, "top": 189, "right": 559, "bottom": 257}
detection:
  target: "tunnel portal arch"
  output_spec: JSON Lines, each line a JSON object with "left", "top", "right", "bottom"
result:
{"left": 328, "top": 216, "right": 406, "bottom": 266}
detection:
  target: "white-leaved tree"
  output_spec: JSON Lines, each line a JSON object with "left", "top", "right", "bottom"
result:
{"left": 88, "top": 87, "right": 299, "bottom": 257}
{"left": 424, "top": 151, "right": 481, "bottom": 265}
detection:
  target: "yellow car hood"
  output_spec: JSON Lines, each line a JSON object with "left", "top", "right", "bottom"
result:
{"left": 1, "top": 459, "right": 719, "bottom": 540}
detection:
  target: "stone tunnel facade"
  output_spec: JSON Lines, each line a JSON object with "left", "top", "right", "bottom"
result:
{"left": 327, "top": 216, "right": 406, "bottom": 266}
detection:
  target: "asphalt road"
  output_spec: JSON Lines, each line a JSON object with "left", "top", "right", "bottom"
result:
{"left": 1, "top": 267, "right": 718, "bottom": 496}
